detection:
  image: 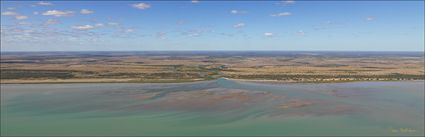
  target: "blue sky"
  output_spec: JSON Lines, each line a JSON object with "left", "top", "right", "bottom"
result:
{"left": 1, "top": 1, "right": 424, "bottom": 51}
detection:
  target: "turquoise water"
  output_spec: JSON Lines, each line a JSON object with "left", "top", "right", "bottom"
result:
{"left": 1, "top": 79, "right": 424, "bottom": 136}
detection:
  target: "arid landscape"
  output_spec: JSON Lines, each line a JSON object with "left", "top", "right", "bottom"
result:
{"left": 1, "top": 51, "right": 424, "bottom": 83}
{"left": 1, "top": 1, "right": 424, "bottom": 136}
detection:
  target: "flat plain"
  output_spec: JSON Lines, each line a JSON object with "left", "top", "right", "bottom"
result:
{"left": 1, "top": 51, "right": 424, "bottom": 136}
{"left": 1, "top": 51, "right": 424, "bottom": 83}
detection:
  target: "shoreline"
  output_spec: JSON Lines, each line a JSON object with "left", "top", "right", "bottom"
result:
{"left": 0, "top": 78, "right": 206, "bottom": 84}
{"left": 1, "top": 78, "right": 423, "bottom": 84}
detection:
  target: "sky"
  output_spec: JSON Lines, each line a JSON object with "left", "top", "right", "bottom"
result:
{"left": 1, "top": 1, "right": 424, "bottom": 51}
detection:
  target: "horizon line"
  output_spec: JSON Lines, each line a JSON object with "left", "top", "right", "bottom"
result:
{"left": 1, "top": 50, "right": 424, "bottom": 53}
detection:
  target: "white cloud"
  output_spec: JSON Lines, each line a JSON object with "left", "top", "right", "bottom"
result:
{"left": 37, "top": 1, "right": 53, "bottom": 6}
{"left": 124, "top": 29, "right": 134, "bottom": 33}
{"left": 282, "top": 0, "right": 295, "bottom": 5}
{"left": 42, "top": 10, "right": 73, "bottom": 17}
{"left": 1, "top": 23, "right": 108, "bottom": 44}
{"left": 18, "top": 22, "right": 31, "bottom": 25}
{"left": 230, "top": 10, "right": 247, "bottom": 14}
{"left": 15, "top": 15, "right": 29, "bottom": 20}
{"left": 33, "top": 11, "right": 39, "bottom": 15}
{"left": 7, "top": 7, "right": 16, "bottom": 10}
{"left": 233, "top": 23, "right": 245, "bottom": 28}
{"left": 13, "top": 29, "right": 34, "bottom": 33}
{"left": 366, "top": 16, "right": 375, "bottom": 21}
{"left": 2, "top": 11, "right": 18, "bottom": 16}
{"left": 71, "top": 23, "right": 116, "bottom": 31}
{"left": 2, "top": 11, "right": 29, "bottom": 20}
{"left": 181, "top": 28, "right": 212, "bottom": 37}
{"left": 72, "top": 25, "right": 95, "bottom": 30}
{"left": 297, "top": 30, "right": 305, "bottom": 36}
{"left": 132, "top": 3, "right": 151, "bottom": 10}
{"left": 156, "top": 32, "right": 166, "bottom": 39}
{"left": 230, "top": 10, "right": 238, "bottom": 14}
{"left": 271, "top": 12, "right": 292, "bottom": 17}
{"left": 80, "top": 9, "right": 94, "bottom": 15}
{"left": 108, "top": 22, "right": 119, "bottom": 26}
{"left": 191, "top": 0, "right": 200, "bottom": 3}
{"left": 45, "top": 19, "right": 59, "bottom": 25}
{"left": 95, "top": 23, "right": 104, "bottom": 27}
{"left": 188, "top": 32, "right": 200, "bottom": 37}
{"left": 264, "top": 32, "right": 274, "bottom": 37}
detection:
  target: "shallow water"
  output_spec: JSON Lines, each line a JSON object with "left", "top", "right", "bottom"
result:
{"left": 1, "top": 79, "right": 424, "bottom": 136}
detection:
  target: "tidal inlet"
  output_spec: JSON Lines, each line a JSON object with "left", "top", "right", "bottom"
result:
{"left": 1, "top": 0, "right": 425, "bottom": 136}
{"left": 1, "top": 79, "right": 424, "bottom": 136}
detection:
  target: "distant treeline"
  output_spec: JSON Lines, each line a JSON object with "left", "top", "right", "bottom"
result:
{"left": 1, "top": 69, "right": 423, "bottom": 81}
{"left": 1, "top": 69, "right": 76, "bottom": 79}
{"left": 0, "top": 69, "right": 213, "bottom": 80}
{"left": 227, "top": 74, "right": 425, "bottom": 80}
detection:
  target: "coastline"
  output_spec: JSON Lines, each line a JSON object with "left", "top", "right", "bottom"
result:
{"left": 0, "top": 78, "right": 205, "bottom": 84}
{"left": 1, "top": 77, "right": 423, "bottom": 84}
